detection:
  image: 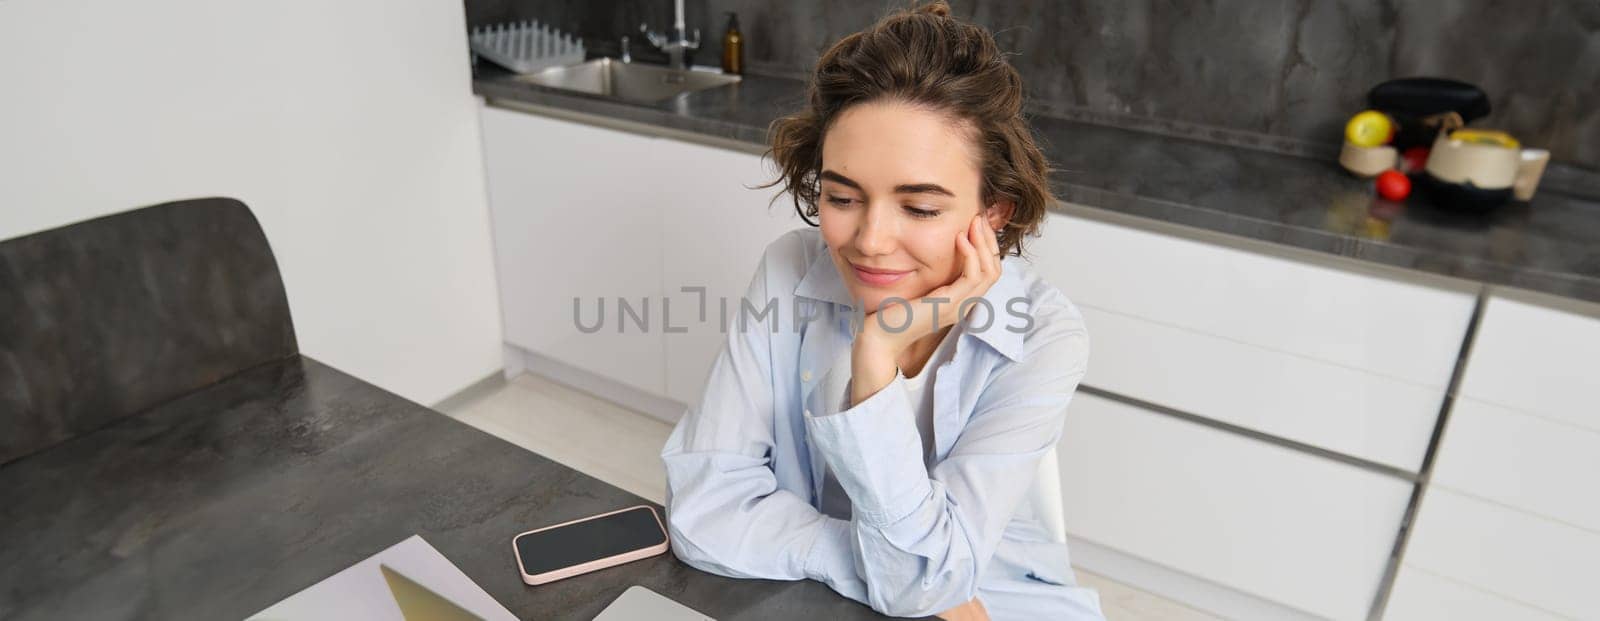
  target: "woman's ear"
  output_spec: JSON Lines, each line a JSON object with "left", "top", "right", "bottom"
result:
{"left": 984, "top": 199, "right": 1016, "bottom": 232}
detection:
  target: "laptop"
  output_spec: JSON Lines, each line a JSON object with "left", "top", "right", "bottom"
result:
{"left": 592, "top": 585, "right": 715, "bottom": 621}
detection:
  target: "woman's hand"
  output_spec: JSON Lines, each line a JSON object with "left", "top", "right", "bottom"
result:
{"left": 936, "top": 597, "right": 992, "bottom": 621}
{"left": 850, "top": 214, "right": 1002, "bottom": 406}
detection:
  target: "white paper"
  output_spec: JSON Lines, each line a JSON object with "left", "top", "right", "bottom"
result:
{"left": 249, "top": 535, "right": 516, "bottom": 621}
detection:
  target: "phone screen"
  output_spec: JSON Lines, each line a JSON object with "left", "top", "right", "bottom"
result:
{"left": 514, "top": 506, "right": 667, "bottom": 576}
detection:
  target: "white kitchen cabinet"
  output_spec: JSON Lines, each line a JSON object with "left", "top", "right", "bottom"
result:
{"left": 1070, "top": 304, "right": 1447, "bottom": 471}
{"left": 1384, "top": 565, "right": 1565, "bottom": 621}
{"left": 1034, "top": 213, "right": 1476, "bottom": 386}
{"left": 1383, "top": 293, "right": 1600, "bottom": 619}
{"left": 1028, "top": 212, "right": 1475, "bottom": 471}
{"left": 1056, "top": 392, "right": 1414, "bottom": 620}
{"left": 655, "top": 141, "right": 803, "bottom": 406}
{"left": 480, "top": 106, "right": 670, "bottom": 395}
{"left": 1431, "top": 397, "right": 1600, "bottom": 533}
{"left": 1390, "top": 488, "right": 1597, "bottom": 620}
{"left": 1456, "top": 294, "right": 1600, "bottom": 432}
{"left": 481, "top": 104, "right": 801, "bottom": 408}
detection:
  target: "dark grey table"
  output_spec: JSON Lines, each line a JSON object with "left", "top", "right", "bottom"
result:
{"left": 0, "top": 356, "right": 892, "bottom": 620}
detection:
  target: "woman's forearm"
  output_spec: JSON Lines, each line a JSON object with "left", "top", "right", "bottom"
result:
{"left": 807, "top": 365, "right": 986, "bottom": 617}
{"left": 849, "top": 333, "right": 900, "bottom": 407}
{"left": 662, "top": 446, "right": 868, "bottom": 598}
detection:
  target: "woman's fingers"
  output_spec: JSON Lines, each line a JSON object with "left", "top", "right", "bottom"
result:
{"left": 957, "top": 216, "right": 1002, "bottom": 322}
{"left": 964, "top": 215, "right": 985, "bottom": 280}
{"left": 894, "top": 215, "right": 1005, "bottom": 338}
{"left": 980, "top": 218, "right": 1001, "bottom": 284}
{"left": 930, "top": 218, "right": 977, "bottom": 325}
{"left": 981, "top": 217, "right": 997, "bottom": 268}
{"left": 970, "top": 218, "right": 995, "bottom": 291}
{"left": 939, "top": 220, "right": 979, "bottom": 286}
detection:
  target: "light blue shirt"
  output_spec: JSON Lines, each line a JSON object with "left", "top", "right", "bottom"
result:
{"left": 661, "top": 228, "right": 1105, "bottom": 619}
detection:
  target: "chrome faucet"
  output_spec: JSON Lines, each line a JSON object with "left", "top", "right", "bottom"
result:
{"left": 639, "top": 0, "right": 700, "bottom": 71}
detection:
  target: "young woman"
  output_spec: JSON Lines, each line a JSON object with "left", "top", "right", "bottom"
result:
{"left": 660, "top": 3, "right": 1102, "bottom": 619}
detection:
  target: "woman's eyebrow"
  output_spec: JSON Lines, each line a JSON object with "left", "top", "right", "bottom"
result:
{"left": 894, "top": 182, "right": 956, "bottom": 197}
{"left": 820, "top": 169, "right": 956, "bottom": 197}
{"left": 819, "top": 169, "right": 869, "bottom": 192}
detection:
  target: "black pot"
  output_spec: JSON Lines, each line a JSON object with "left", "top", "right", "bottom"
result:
{"left": 1413, "top": 172, "right": 1513, "bottom": 212}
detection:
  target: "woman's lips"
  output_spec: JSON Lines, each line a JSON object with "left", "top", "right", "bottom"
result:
{"left": 850, "top": 263, "right": 910, "bottom": 286}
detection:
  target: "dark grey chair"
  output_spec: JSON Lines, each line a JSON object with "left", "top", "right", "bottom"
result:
{"left": 0, "top": 197, "right": 297, "bottom": 465}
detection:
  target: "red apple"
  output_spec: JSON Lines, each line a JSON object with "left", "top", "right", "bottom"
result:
{"left": 1376, "top": 170, "right": 1411, "bottom": 201}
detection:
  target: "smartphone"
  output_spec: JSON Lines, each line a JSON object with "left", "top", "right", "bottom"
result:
{"left": 511, "top": 505, "right": 670, "bottom": 585}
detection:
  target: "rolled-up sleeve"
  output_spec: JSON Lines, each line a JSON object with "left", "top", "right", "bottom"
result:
{"left": 660, "top": 239, "right": 868, "bottom": 602}
{"left": 805, "top": 374, "right": 931, "bottom": 527}
{"left": 805, "top": 326, "right": 1090, "bottom": 618}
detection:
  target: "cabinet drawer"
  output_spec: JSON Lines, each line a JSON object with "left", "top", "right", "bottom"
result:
{"left": 1398, "top": 488, "right": 1597, "bottom": 620}
{"left": 1458, "top": 295, "right": 1600, "bottom": 432}
{"left": 1384, "top": 566, "right": 1564, "bottom": 621}
{"left": 1056, "top": 393, "right": 1412, "bottom": 620}
{"left": 1078, "top": 305, "right": 1442, "bottom": 471}
{"left": 1432, "top": 397, "right": 1600, "bottom": 532}
{"left": 1035, "top": 212, "right": 1475, "bottom": 388}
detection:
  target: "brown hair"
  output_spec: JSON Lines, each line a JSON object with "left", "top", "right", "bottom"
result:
{"left": 761, "top": 0, "right": 1054, "bottom": 257}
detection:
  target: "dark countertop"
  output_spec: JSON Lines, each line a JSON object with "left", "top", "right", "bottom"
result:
{"left": 474, "top": 65, "right": 1600, "bottom": 305}
{"left": 0, "top": 356, "right": 896, "bottom": 621}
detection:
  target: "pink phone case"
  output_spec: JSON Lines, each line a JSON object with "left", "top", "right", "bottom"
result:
{"left": 511, "top": 505, "right": 670, "bottom": 586}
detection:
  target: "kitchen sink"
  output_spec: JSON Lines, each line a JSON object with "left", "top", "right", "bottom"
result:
{"left": 510, "top": 57, "right": 740, "bottom": 104}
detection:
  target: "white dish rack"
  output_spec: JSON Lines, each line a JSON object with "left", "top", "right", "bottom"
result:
{"left": 469, "top": 21, "right": 584, "bottom": 74}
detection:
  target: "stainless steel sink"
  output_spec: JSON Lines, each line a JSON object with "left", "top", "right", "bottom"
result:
{"left": 511, "top": 57, "right": 740, "bottom": 104}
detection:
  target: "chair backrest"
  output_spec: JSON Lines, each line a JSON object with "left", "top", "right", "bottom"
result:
{"left": 1031, "top": 443, "right": 1068, "bottom": 544}
{"left": 0, "top": 197, "right": 296, "bottom": 465}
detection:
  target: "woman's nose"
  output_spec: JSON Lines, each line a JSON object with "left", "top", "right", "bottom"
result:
{"left": 854, "top": 207, "right": 896, "bottom": 255}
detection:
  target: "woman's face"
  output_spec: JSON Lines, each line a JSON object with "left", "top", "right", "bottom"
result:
{"left": 818, "top": 100, "right": 1010, "bottom": 312}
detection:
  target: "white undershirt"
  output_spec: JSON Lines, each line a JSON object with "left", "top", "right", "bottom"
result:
{"left": 818, "top": 326, "right": 961, "bottom": 520}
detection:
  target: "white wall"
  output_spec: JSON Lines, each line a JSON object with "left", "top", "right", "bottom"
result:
{"left": 0, "top": 0, "right": 503, "bottom": 406}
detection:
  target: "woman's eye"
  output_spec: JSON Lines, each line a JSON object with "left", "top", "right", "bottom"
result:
{"left": 905, "top": 206, "right": 940, "bottom": 219}
{"left": 825, "top": 195, "right": 856, "bottom": 207}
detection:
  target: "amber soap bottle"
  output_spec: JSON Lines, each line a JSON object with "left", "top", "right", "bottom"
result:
{"left": 720, "top": 12, "right": 743, "bottom": 75}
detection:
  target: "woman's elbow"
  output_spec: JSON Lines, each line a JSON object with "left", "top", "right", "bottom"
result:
{"left": 664, "top": 498, "right": 776, "bottom": 581}
{"left": 856, "top": 526, "right": 983, "bottom": 616}
{"left": 664, "top": 514, "right": 746, "bottom": 579}
{"left": 666, "top": 529, "right": 720, "bottom": 574}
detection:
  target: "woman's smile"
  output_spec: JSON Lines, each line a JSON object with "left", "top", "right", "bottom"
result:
{"left": 849, "top": 261, "right": 913, "bottom": 287}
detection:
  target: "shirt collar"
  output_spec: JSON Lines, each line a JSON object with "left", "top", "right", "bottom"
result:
{"left": 793, "top": 246, "right": 1030, "bottom": 362}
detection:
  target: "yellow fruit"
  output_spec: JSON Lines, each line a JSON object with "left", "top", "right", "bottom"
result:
{"left": 1346, "top": 110, "right": 1394, "bottom": 147}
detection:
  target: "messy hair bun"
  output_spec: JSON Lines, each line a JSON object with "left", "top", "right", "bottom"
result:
{"left": 916, "top": 0, "right": 951, "bottom": 18}
{"left": 762, "top": 0, "right": 1053, "bottom": 257}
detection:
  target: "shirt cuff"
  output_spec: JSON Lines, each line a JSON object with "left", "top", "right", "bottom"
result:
{"left": 804, "top": 374, "right": 933, "bottom": 527}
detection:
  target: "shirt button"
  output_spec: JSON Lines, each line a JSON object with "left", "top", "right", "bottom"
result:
{"left": 801, "top": 370, "right": 813, "bottom": 382}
